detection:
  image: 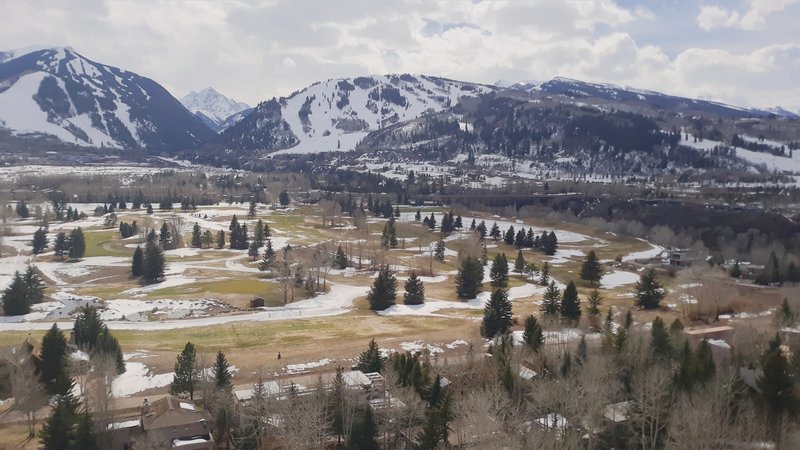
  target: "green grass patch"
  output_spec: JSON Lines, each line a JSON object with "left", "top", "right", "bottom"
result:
{"left": 146, "top": 278, "right": 280, "bottom": 298}
{"left": 84, "top": 230, "right": 131, "bottom": 257}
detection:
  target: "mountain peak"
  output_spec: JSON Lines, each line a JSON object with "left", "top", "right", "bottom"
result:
{"left": 180, "top": 87, "right": 251, "bottom": 133}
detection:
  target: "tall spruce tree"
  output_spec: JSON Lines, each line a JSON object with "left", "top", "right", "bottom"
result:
{"left": 170, "top": 342, "right": 198, "bottom": 399}
{"left": 455, "top": 255, "right": 483, "bottom": 298}
{"left": 2, "top": 271, "right": 30, "bottom": 316}
{"left": 38, "top": 324, "right": 68, "bottom": 396}
{"left": 356, "top": 338, "right": 383, "bottom": 373}
{"left": 539, "top": 262, "right": 550, "bottom": 285}
{"left": 143, "top": 239, "right": 166, "bottom": 282}
{"left": 514, "top": 250, "right": 525, "bottom": 274}
{"left": 367, "top": 266, "right": 397, "bottom": 311}
{"left": 54, "top": 232, "right": 67, "bottom": 260}
{"left": 434, "top": 239, "right": 445, "bottom": 262}
{"left": 650, "top": 316, "right": 671, "bottom": 358}
{"left": 24, "top": 266, "right": 45, "bottom": 305}
{"left": 560, "top": 281, "right": 582, "bottom": 322}
{"left": 333, "top": 245, "right": 348, "bottom": 269}
{"left": 634, "top": 268, "right": 665, "bottom": 309}
{"left": 758, "top": 335, "right": 799, "bottom": 432}
{"left": 540, "top": 281, "right": 560, "bottom": 318}
{"left": 216, "top": 230, "right": 226, "bottom": 249}
{"left": 522, "top": 315, "right": 544, "bottom": 352}
{"left": 190, "top": 223, "right": 202, "bottom": 248}
{"left": 131, "top": 245, "right": 144, "bottom": 277}
{"left": 579, "top": 250, "right": 604, "bottom": 286}
{"left": 587, "top": 288, "right": 603, "bottom": 317}
{"left": 490, "top": 253, "right": 509, "bottom": 289}
{"left": 213, "top": 350, "right": 233, "bottom": 390}
{"left": 480, "top": 288, "right": 513, "bottom": 338}
{"left": 68, "top": 228, "right": 85, "bottom": 259}
{"left": 404, "top": 272, "right": 425, "bottom": 305}
{"left": 32, "top": 228, "right": 48, "bottom": 254}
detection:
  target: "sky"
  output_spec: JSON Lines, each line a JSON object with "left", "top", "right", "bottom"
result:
{"left": 1, "top": 0, "right": 799, "bottom": 111}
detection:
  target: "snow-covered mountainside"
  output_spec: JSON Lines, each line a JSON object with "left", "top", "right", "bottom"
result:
{"left": 500, "top": 77, "right": 793, "bottom": 119}
{"left": 180, "top": 87, "right": 251, "bottom": 133}
{"left": 0, "top": 46, "right": 216, "bottom": 151}
{"left": 222, "top": 74, "right": 495, "bottom": 153}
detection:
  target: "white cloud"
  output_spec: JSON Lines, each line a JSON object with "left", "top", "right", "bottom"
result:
{"left": 697, "top": 0, "right": 799, "bottom": 31}
{"left": 0, "top": 0, "right": 798, "bottom": 111}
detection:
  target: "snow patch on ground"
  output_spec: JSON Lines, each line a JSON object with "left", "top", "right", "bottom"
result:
{"left": 600, "top": 271, "right": 639, "bottom": 289}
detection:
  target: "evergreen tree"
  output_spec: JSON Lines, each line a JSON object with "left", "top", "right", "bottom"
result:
{"left": 16, "top": 200, "right": 29, "bottom": 218}
{"left": 415, "top": 209, "right": 421, "bottom": 222}
{"left": 190, "top": 223, "right": 202, "bottom": 248}
{"left": 604, "top": 307, "right": 615, "bottom": 334}
{"left": 259, "top": 240, "right": 276, "bottom": 272}
{"left": 349, "top": 408, "right": 379, "bottom": 450}
{"left": 417, "top": 391, "right": 453, "bottom": 449}
{"left": 159, "top": 222, "right": 171, "bottom": 249}
{"left": 131, "top": 245, "right": 144, "bottom": 277}
{"left": 480, "top": 288, "right": 513, "bottom": 338}
{"left": 73, "top": 411, "right": 99, "bottom": 450}
{"left": 170, "top": 342, "right": 198, "bottom": 399}
{"left": 39, "top": 392, "right": 80, "bottom": 450}
{"left": 202, "top": 230, "right": 213, "bottom": 248}
{"left": 560, "top": 351, "right": 573, "bottom": 377}
{"left": 32, "top": 228, "right": 48, "bottom": 254}
{"left": 248, "top": 196, "right": 257, "bottom": 218}
{"left": 489, "top": 222, "right": 501, "bottom": 240}
{"left": 54, "top": 232, "right": 67, "bottom": 260}
{"left": 540, "top": 281, "right": 560, "bottom": 318}
{"left": 2, "top": 271, "right": 30, "bottom": 316}
{"left": 577, "top": 335, "right": 588, "bottom": 363}
{"left": 757, "top": 335, "right": 799, "bottom": 431}
{"left": 213, "top": 350, "right": 232, "bottom": 390}
{"left": 434, "top": 239, "right": 445, "bottom": 262}
{"left": 539, "top": 261, "right": 550, "bottom": 285}
{"left": 514, "top": 229, "right": 525, "bottom": 248}
{"left": 634, "top": 269, "right": 665, "bottom": 309}
{"left": 334, "top": 245, "right": 348, "bottom": 269}
{"left": 253, "top": 219, "right": 265, "bottom": 247}
{"left": 73, "top": 306, "right": 103, "bottom": 350}
{"left": 24, "top": 266, "right": 44, "bottom": 305}
{"left": 504, "top": 226, "right": 515, "bottom": 245}
{"left": 543, "top": 231, "right": 558, "bottom": 256}
{"left": 94, "top": 327, "right": 125, "bottom": 374}
{"left": 650, "top": 316, "right": 671, "bottom": 358}
{"left": 522, "top": 315, "right": 544, "bottom": 352}
{"left": 356, "top": 338, "right": 383, "bottom": 373}
{"left": 367, "top": 266, "right": 397, "bottom": 310}
{"left": 624, "top": 309, "right": 634, "bottom": 329}
{"left": 454, "top": 215, "right": 463, "bottom": 229}
{"left": 216, "top": 230, "right": 225, "bottom": 249}
{"left": 587, "top": 288, "right": 603, "bottom": 316}
{"left": 560, "top": 281, "right": 582, "bottom": 322}
{"left": 455, "top": 255, "right": 483, "bottom": 298}
{"left": 68, "top": 228, "right": 85, "bottom": 259}
{"left": 729, "top": 261, "right": 742, "bottom": 278}
{"left": 513, "top": 250, "right": 525, "bottom": 274}
{"left": 248, "top": 241, "right": 260, "bottom": 260}
{"left": 403, "top": 272, "right": 425, "bottom": 305}
{"left": 489, "top": 253, "right": 509, "bottom": 289}
{"left": 279, "top": 190, "right": 290, "bottom": 207}
{"left": 579, "top": 250, "right": 604, "bottom": 286}
{"left": 381, "top": 217, "right": 398, "bottom": 248}
{"left": 143, "top": 239, "right": 166, "bottom": 282}
{"left": 777, "top": 298, "right": 796, "bottom": 327}
{"left": 475, "top": 220, "right": 487, "bottom": 239}
{"left": 38, "top": 324, "right": 68, "bottom": 396}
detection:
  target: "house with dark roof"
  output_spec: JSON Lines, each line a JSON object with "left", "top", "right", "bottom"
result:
{"left": 104, "top": 396, "right": 213, "bottom": 449}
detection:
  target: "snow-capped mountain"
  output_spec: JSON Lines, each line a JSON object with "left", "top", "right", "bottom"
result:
{"left": 180, "top": 87, "right": 251, "bottom": 133}
{"left": 222, "top": 74, "right": 495, "bottom": 153}
{"left": 501, "top": 77, "right": 791, "bottom": 118}
{"left": 0, "top": 46, "right": 216, "bottom": 151}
